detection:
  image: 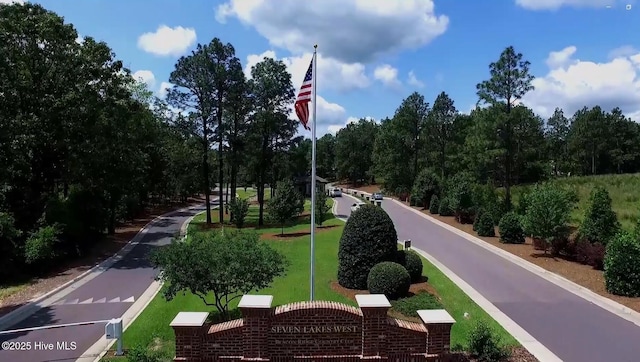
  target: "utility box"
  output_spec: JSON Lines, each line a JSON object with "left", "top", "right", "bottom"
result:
{"left": 105, "top": 318, "right": 123, "bottom": 340}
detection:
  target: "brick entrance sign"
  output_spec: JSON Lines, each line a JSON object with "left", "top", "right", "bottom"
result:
{"left": 171, "top": 294, "right": 456, "bottom": 362}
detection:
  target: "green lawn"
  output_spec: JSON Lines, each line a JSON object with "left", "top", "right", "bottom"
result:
{"left": 235, "top": 187, "right": 271, "bottom": 201}
{"left": 104, "top": 200, "right": 516, "bottom": 360}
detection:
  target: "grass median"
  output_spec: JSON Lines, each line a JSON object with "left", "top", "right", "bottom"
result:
{"left": 103, "top": 200, "right": 516, "bottom": 360}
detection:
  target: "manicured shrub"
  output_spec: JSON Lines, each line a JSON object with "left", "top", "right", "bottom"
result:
{"left": 24, "top": 224, "right": 62, "bottom": 266}
{"left": 438, "top": 197, "right": 454, "bottom": 216}
{"left": 390, "top": 292, "right": 442, "bottom": 318}
{"left": 498, "top": 212, "right": 525, "bottom": 244}
{"left": 472, "top": 184, "right": 505, "bottom": 225}
{"left": 447, "top": 172, "right": 476, "bottom": 223}
{"left": 337, "top": 205, "right": 398, "bottom": 290}
{"left": 467, "top": 321, "right": 511, "bottom": 362}
{"left": 473, "top": 208, "right": 485, "bottom": 231}
{"left": 575, "top": 240, "right": 605, "bottom": 270}
{"left": 514, "top": 191, "right": 530, "bottom": 216}
{"left": 476, "top": 212, "right": 495, "bottom": 237}
{"left": 604, "top": 232, "right": 640, "bottom": 297}
{"left": 411, "top": 168, "right": 440, "bottom": 209}
{"left": 578, "top": 186, "right": 620, "bottom": 245}
{"left": 429, "top": 195, "right": 440, "bottom": 214}
{"left": 229, "top": 198, "right": 249, "bottom": 228}
{"left": 395, "top": 250, "right": 423, "bottom": 283}
{"left": 367, "top": 261, "right": 411, "bottom": 300}
{"left": 521, "top": 183, "right": 575, "bottom": 254}
{"left": 409, "top": 195, "right": 418, "bottom": 207}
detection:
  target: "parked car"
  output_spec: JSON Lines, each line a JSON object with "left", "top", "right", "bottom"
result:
{"left": 372, "top": 192, "right": 383, "bottom": 200}
{"left": 329, "top": 188, "right": 342, "bottom": 197}
{"left": 350, "top": 202, "right": 366, "bottom": 213}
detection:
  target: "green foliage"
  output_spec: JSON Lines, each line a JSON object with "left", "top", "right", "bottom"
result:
{"left": 24, "top": 225, "right": 62, "bottom": 265}
{"left": 391, "top": 292, "right": 442, "bottom": 318}
{"left": 446, "top": 172, "right": 476, "bottom": 223}
{"left": 395, "top": 250, "right": 424, "bottom": 283}
{"left": 476, "top": 212, "right": 495, "bottom": 237}
{"left": 438, "top": 197, "right": 454, "bottom": 217}
{"left": 467, "top": 321, "right": 511, "bottom": 362}
{"left": 266, "top": 179, "right": 304, "bottom": 234}
{"left": 151, "top": 230, "right": 287, "bottom": 318}
{"left": 229, "top": 198, "right": 249, "bottom": 228}
{"left": 126, "top": 344, "right": 167, "bottom": 362}
{"left": 337, "top": 205, "right": 398, "bottom": 290}
{"left": 521, "top": 183, "right": 575, "bottom": 251}
{"left": 604, "top": 232, "right": 640, "bottom": 297}
{"left": 335, "top": 118, "right": 379, "bottom": 185}
{"left": 367, "top": 261, "right": 411, "bottom": 300}
{"left": 472, "top": 184, "right": 505, "bottom": 225}
{"left": 314, "top": 191, "right": 331, "bottom": 226}
{"left": 514, "top": 191, "right": 530, "bottom": 215}
{"left": 411, "top": 168, "right": 440, "bottom": 209}
{"left": 473, "top": 209, "right": 486, "bottom": 232}
{"left": 429, "top": 195, "right": 440, "bottom": 214}
{"left": 578, "top": 186, "right": 620, "bottom": 245}
{"left": 498, "top": 212, "right": 525, "bottom": 244}
{"left": 0, "top": 212, "right": 22, "bottom": 279}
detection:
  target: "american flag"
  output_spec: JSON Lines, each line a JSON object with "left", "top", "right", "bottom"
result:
{"left": 295, "top": 57, "right": 313, "bottom": 130}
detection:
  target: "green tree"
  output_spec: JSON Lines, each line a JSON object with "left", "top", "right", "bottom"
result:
{"left": 151, "top": 230, "right": 287, "bottom": 319}
{"left": 545, "top": 108, "right": 571, "bottom": 176}
{"left": 314, "top": 190, "right": 331, "bottom": 226}
{"left": 522, "top": 183, "right": 575, "bottom": 253}
{"left": 476, "top": 46, "right": 535, "bottom": 208}
{"left": 266, "top": 179, "right": 304, "bottom": 235}
{"left": 316, "top": 134, "right": 337, "bottom": 180}
{"left": 578, "top": 186, "right": 620, "bottom": 245}
{"left": 411, "top": 168, "right": 440, "bottom": 209}
{"left": 427, "top": 92, "right": 457, "bottom": 179}
{"left": 335, "top": 118, "right": 379, "bottom": 185}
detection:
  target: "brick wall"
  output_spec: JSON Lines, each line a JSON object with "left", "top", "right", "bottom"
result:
{"left": 171, "top": 297, "right": 455, "bottom": 362}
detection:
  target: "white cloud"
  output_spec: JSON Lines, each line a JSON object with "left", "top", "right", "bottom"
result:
{"left": 137, "top": 25, "right": 196, "bottom": 57}
{"left": 244, "top": 50, "right": 369, "bottom": 92}
{"left": 515, "top": 0, "right": 611, "bottom": 10}
{"left": 407, "top": 70, "right": 425, "bottom": 88}
{"left": 75, "top": 36, "right": 84, "bottom": 45}
{"left": 158, "top": 82, "right": 173, "bottom": 98}
{"left": 326, "top": 116, "right": 375, "bottom": 135}
{"left": 609, "top": 45, "right": 639, "bottom": 60}
{"left": 522, "top": 46, "right": 640, "bottom": 121}
{"left": 215, "top": 0, "right": 449, "bottom": 63}
{"left": 132, "top": 70, "right": 156, "bottom": 88}
{"left": 374, "top": 64, "right": 401, "bottom": 87}
{"left": 545, "top": 46, "right": 577, "bottom": 69}
{"left": 0, "top": 0, "right": 24, "bottom": 4}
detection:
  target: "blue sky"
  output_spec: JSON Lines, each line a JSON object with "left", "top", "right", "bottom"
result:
{"left": 15, "top": 0, "right": 640, "bottom": 136}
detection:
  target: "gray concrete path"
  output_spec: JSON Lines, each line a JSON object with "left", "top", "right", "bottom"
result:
{"left": 0, "top": 199, "right": 222, "bottom": 362}
{"left": 334, "top": 194, "right": 640, "bottom": 362}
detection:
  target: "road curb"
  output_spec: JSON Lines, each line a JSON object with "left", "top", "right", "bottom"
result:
{"left": 382, "top": 195, "right": 640, "bottom": 328}
{"left": 0, "top": 204, "right": 204, "bottom": 332}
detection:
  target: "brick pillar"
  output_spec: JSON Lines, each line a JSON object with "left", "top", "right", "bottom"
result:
{"left": 417, "top": 310, "right": 455, "bottom": 357}
{"left": 238, "top": 294, "right": 273, "bottom": 360}
{"left": 356, "top": 294, "right": 391, "bottom": 358}
{"left": 170, "top": 312, "right": 209, "bottom": 362}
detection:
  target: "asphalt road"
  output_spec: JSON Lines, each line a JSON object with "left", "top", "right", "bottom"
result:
{"left": 334, "top": 195, "right": 640, "bottom": 362}
{"left": 0, "top": 199, "right": 222, "bottom": 362}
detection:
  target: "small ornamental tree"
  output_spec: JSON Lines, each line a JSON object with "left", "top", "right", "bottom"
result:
{"left": 266, "top": 179, "right": 305, "bottom": 235}
{"left": 411, "top": 168, "right": 440, "bottom": 209}
{"left": 314, "top": 190, "right": 331, "bottom": 226}
{"left": 578, "top": 186, "right": 620, "bottom": 245}
{"left": 338, "top": 204, "right": 398, "bottom": 290}
{"left": 429, "top": 195, "right": 440, "bottom": 214}
{"left": 475, "top": 212, "right": 495, "bottom": 237}
{"left": 229, "top": 198, "right": 249, "bottom": 228}
{"left": 151, "top": 230, "right": 287, "bottom": 320}
{"left": 447, "top": 172, "right": 476, "bottom": 223}
{"left": 604, "top": 231, "right": 640, "bottom": 297}
{"left": 522, "top": 183, "right": 575, "bottom": 254}
{"left": 498, "top": 212, "right": 525, "bottom": 244}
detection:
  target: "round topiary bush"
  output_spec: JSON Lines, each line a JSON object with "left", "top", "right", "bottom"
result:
{"left": 395, "top": 250, "right": 423, "bottom": 283}
{"left": 429, "top": 195, "right": 440, "bottom": 214}
{"left": 473, "top": 208, "right": 484, "bottom": 231}
{"left": 438, "top": 197, "right": 454, "bottom": 216}
{"left": 338, "top": 204, "right": 398, "bottom": 290}
{"left": 498, "top": 212, "right": 525, "bottom": 244}
{"left": 604, "top": 232, "right": 640, "bottom": 297}
{"left": 476, "top": 212, "right": 495, "bottom": 237}
{"left": 367, "top": 261, "right": 411, "bottom": 300}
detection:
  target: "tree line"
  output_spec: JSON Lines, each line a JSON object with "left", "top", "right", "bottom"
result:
{"left": 320, "top": 47, "right": 640, "bottom": 210}
{"left": 0, "top": 3, "right": 311, "bottom": 283}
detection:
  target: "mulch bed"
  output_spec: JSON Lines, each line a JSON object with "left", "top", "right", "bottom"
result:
{"left": 0, "top": 196, "right": 206, "bottom": 316}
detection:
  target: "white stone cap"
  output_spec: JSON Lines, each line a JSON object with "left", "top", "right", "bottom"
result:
{"left": 355, "top": 294, "right": 391, "bottom": 308}
{"left": 417, "top": 309, "right": 456, "bottom": 324}
{"left": 238, "top": 294, "right": 273, "bottom": 308}
{"left": 170, "top": 312, "right": 209, "bottom": 327}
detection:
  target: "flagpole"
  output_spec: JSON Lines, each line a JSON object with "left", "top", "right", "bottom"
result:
{"left": 310, "top": 45, "right": 318, "bottom": 301}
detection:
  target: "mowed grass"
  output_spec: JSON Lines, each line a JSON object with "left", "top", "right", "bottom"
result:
{"left": 511, "top": 173, "right": 640, "bottom": 231}
{"left": 106, "top": 199, "right": 516, "bottom": 360}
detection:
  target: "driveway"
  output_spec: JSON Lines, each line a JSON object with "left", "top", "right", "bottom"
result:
{"left": 0, "top": 199, "right": 223, "bottom": 362}
{"left": 334, "top": 195, "right": 640, "bottom": 362}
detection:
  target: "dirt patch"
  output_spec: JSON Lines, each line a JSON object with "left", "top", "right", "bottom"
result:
{"left": 0, "top": 196, "right": 206, "bottom": 317}
{"left": 441, "top": 348, "right": 538, "bottom": 362}
{"left": 330, "top": 278, "right": 439, "bottom": 303}
{"left": 381, "top": 195, "right": 640, "bottom": 314}
{"left": 261, "top": 225, "right": 340, "bottom": 241}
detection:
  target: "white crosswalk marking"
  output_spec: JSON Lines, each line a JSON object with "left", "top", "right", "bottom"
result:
{"left": 108, "top": 297, "right": 120, "bottom": 303}
{"left": 51, "top": 296, "right": 135, "bottom": 305}
{"left": 79, "top": 298, "right": 93, "bottom": 304}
